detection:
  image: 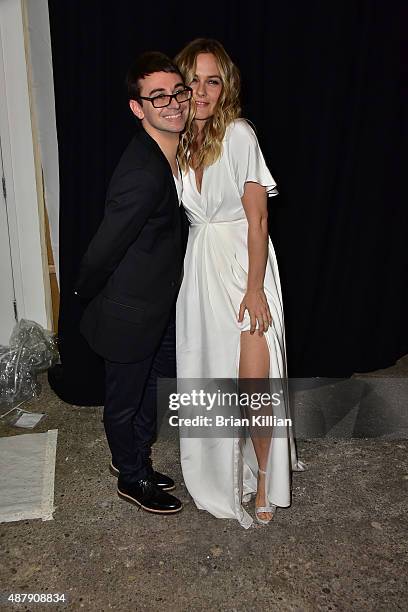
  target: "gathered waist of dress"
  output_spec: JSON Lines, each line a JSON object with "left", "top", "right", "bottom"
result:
{"left": 189, "top": 217, "right": 247, "bottom": 228}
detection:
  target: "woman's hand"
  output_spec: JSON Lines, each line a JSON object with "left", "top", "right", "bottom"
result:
{"left": 238, "top": 288, "right": 272, "bottom": 336}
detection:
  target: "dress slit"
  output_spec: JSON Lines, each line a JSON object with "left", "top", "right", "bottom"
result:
{"left": 176, "top": 119, "right": 304, "bottom": 527}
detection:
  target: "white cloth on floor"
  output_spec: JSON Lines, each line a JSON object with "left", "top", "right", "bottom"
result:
{"left": 0, "top": 429, "right": 57, "bottom": 522}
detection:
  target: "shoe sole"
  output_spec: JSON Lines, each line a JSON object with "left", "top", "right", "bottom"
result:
{"left": 109, "top": 463, "right": 176, "bottom": 491}
{"left": 117, "top": 489, "right": 182, "bottom": 515}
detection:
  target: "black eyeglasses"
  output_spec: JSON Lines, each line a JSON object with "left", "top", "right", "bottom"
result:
{"left": 139, "top": 87, "right": 192, "bottom": 108}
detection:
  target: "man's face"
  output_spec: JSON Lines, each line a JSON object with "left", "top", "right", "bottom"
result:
{"left": 130, "top": 71, "right": 189, "bottom": 135}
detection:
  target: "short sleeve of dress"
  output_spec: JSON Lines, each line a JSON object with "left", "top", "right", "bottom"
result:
{"left": 226, "top": 119, "right": 278, "bottom": 198}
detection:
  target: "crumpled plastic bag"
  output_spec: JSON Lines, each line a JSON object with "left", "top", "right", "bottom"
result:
{"left": 0, "top": 319, "right": 59, "bottom": 411}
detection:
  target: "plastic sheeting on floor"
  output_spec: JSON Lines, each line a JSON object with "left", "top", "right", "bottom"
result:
{"left": 0, "top": 430, "right": 57, "bottom": 523}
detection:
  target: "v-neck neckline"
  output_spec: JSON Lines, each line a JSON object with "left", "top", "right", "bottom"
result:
{"left": 192, "top": 166, "right": 205, "bottom": 196}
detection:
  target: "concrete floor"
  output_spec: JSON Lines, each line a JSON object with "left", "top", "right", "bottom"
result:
{"left": 1, "top": 358, "right": 407, "bottom": 611}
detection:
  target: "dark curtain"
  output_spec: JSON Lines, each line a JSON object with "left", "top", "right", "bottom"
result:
{"left": 48, "top": 0, "right": 407, "bottom": 404}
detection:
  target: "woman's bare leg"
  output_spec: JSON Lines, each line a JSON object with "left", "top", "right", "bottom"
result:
{"left": 239, "top": 330, "right": 273, "bottom": 521}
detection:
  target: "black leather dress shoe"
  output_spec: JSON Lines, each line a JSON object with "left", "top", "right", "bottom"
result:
{"left": 117, "top": 477, "right": 182, "bottom": 515}
{"left": 109, "top": 462, "right": 175, "bottom": 491}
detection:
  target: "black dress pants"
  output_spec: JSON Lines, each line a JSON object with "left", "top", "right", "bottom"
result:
{"left": 104, "top": 316, "right": 176, "bottom": 483}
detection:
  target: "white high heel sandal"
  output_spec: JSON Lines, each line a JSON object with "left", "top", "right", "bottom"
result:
{"left": 255, "top": 469, "right": 276, "bottom": 525}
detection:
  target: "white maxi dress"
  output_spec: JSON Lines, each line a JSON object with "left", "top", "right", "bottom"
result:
{"left": 176, "top": 119, "right": 304, "bottom": 528}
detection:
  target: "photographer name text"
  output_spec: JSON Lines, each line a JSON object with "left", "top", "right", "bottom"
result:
{"left": 168, "top": 415, "right": 292, "bottom": 427}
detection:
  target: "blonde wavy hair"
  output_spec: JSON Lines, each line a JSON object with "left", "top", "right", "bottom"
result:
{"left": 175, "top": 39, "right": 241, "bottom": 171}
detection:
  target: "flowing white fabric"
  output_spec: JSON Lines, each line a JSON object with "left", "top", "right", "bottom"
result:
{"left": 176, "top": 120, "right": 304, "bottom": 528}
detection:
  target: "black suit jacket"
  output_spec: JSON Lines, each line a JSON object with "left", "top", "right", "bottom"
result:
{"left": 76, "top": 129, "right": 184, "bottom": 362}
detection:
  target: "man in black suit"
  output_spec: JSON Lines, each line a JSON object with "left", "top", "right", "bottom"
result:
{"left": 75, "top": 52, "right": 191, "bottom": 515}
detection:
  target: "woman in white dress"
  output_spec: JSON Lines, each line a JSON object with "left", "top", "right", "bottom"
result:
{"left": 175, "top": 39, "right": 304, "bottom": 528}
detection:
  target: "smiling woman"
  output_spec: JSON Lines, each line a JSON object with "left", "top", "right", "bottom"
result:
{"left": 174, "top": 38, "right": 304, "bottom": 528}
{"left": 176, "top": 39, "right": 241, "bottom": 173}
{"left": 190, "top": 53, "right": 223, "bottom": 121}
